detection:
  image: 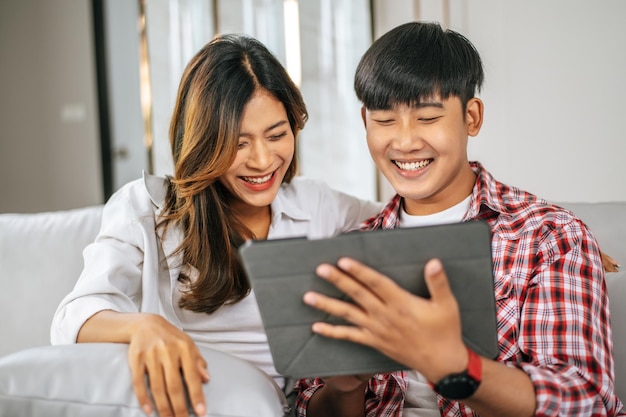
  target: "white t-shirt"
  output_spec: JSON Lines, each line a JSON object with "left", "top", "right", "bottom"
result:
{"left": 398, "top": 195, "right": 471, "bottom": 416}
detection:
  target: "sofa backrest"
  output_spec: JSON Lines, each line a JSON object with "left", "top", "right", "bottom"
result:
{"left": 0, "top": 205, "right": 103, "bottom": 357}
{"left": 1, "top": 201, "right": 624, "bottom": 403}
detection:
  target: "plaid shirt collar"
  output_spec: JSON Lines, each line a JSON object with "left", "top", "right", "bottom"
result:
{"left": 362, "top": 161, "right": 513, "bottom": 231}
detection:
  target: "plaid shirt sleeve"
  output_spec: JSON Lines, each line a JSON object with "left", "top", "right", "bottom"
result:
{"left": 505, "top": 217, "right": 620, "bottom": 415}
{"left": 293, "top": 371, "right": 407, "bottom": 416}
{"left": 436, "top": 211, "right": 625, "bottom": 416}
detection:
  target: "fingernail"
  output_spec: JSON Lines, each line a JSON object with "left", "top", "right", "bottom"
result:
{"left": 142, "top": 403, "right": 153, "bottom": 416}
{"left": 303, "top": 292, "right": 317, "bottom": 306}
{"left": 337, "top": 257, "right": 351, "bottom": 269}
{"left": 425, "top": 258, "right": 443, "bottom": 275}
{"left": 195, "top": 403, "right": 207, "bottom": 417}
{"left": 316, "top": 264, "right": 330, "bottom": 278}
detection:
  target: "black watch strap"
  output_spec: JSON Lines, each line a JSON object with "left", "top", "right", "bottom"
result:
{"left": 433, "top": 347, "right": 482, "bottom": 400}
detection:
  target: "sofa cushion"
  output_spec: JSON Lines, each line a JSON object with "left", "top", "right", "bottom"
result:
{"left": 0, "top": 205, "right": 103, "bottom": 356}
{"left": 0, "top": 343, "right": 289, "bottom": 417}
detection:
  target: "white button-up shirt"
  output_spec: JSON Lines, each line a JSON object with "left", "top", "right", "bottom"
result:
{"left": 51, "top": 173, "right": 381, "bottom": 387}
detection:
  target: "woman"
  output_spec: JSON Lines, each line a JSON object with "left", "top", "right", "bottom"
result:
{"left": 51, "top": 34, "right": 380, "bottom": 417}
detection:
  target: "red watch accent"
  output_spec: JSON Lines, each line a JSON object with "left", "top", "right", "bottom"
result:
{"left": 428, "top": 346, "right": 483, "bottom": 399}
{"left": 466, "top": 346, "right": 482, "bottom": 382}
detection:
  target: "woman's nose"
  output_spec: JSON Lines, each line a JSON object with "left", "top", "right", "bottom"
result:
{"left": 248, "top": 140, "right": 272, "bottom": 170}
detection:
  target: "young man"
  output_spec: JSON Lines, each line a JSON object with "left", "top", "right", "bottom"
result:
{"left": 295, "top": 22, "right": 625, "bottom": 416}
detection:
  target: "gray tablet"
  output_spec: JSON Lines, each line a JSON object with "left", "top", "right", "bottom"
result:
{"left": 239, "top": 220, "right": 498, "bottom": 379}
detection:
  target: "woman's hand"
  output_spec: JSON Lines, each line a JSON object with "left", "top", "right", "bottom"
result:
{"left": 77, "top": 311, "right": 209, "bottom": 417}
{"left": 127, "top": 314, "right": 209, "bottom": 417}
{"left": 601, "top": 251, "right": 620, "bottom": 272}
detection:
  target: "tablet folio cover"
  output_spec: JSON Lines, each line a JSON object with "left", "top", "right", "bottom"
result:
{"left": 239, "top": 220, "right": 498, "bottom": 379}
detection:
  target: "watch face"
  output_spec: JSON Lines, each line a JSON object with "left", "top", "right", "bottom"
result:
{"left": 435, "top": 373, "right": 480, "bottom": 400}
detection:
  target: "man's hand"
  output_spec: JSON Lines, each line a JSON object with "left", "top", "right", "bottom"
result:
{"left": 303, "top": 258, "right": 467, "bottom": 383}
{"left": 306, "top": 374, "right": 373, "bottom": 417}
{"left": 321, "top": 374, "right": 373, "bottom": 393}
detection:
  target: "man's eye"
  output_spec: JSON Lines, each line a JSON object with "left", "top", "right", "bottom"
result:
{"left": 373, "top": 119, "right": 394, "bottom": 125}
{"left": 418, "top": 116, "right": 441, "bottom": 123}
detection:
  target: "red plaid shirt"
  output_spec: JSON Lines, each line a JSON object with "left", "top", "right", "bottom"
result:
{"left": 294, "top": 162, "right": 625, "bottom": 416}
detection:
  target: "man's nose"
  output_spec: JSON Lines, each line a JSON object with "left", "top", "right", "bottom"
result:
{"left": 393, "top": 124, "right": 424, "bottom": 152}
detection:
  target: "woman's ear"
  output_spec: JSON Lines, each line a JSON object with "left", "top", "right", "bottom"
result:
{"left": 466, "top": 98, "right": 484, "bottom": 137}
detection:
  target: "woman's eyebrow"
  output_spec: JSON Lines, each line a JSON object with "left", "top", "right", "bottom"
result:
{"left": 240, "top": 120, "right": 289, "bottom": 137}
{"left": 263, "top": 120, "right": 288, "bottom": 133}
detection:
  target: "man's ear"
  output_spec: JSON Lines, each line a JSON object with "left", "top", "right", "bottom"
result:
{"left": 360, "top": 106, "right": 367, "bottom": 129}
{"left": 466, "top": 98, "right": 484, "bottom": 137}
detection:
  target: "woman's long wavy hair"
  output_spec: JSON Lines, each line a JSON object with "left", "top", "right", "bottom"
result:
{"left": 159, "top": 34, "right": 308, "bottom": 314}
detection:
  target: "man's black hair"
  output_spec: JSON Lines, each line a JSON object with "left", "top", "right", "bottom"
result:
{"left": 355, "top": 21, "right": 484, "bottom": 110}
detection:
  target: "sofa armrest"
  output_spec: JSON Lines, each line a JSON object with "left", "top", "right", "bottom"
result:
{"left": 0, "top": 343, "right": 289, "bottom": 417}
{"left": 0, "top": 205, "right": 103, "bottom": 357}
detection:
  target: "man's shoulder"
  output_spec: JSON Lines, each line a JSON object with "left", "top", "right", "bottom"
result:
{"left": 488, "top": 185, "right": 582, "bottom": 238}
{"left": 473, "top": 163, "right": 574, "bottom": 226}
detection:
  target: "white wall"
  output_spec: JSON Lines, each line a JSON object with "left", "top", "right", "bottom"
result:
{"left": 1, "top": 1, "right": 624, "bottom": 214}
{"left": 464, "top": 1, "right": 626, "bottom": 203}
{"left": 0, "top": 0, "right": 102, "bottom": 213}
{"left": 375, "top": 0, "right": 626, "bottom": 203}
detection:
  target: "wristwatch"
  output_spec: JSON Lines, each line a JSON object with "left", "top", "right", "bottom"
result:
{"left": 432, "top": 347, "right": 482, "bottom": 400}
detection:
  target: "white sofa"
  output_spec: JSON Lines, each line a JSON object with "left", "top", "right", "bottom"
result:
{"left": 0, "top": 205, "right": 289, "bottom": 416}
{"left": 0, "top": 201, "right": 624, "bottom": 413}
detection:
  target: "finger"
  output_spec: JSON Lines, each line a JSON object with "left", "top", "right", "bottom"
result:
{"left": 310, "top": 321, "right": 372, "bottom": 345}
{"left": 198, "top": 356, "right": 210, "bottom": 382}
{"left": 316, "top": 260, "right": 392, "bottom": 309}
{"left": 303, "top": 290, "right": 370, "bottom": 328}
{"left": 423, "top": 258, "right": 453, "bottom": 302}
{"left": 334, "top": 257, "right": 403, "bottom": 300}
{"left": 180, "top": 351, "right": 208, "bottom": 417}
{"left": 146, "top": 362, "right": 174, "bottom": 417}
{"left": 162, "top": 359, "right": 189, "bottom": 417}
{"left": 128, "top": 355, "right": 153, "bottom": 416}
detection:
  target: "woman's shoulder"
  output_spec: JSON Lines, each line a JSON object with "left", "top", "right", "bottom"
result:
{"left": 102, "top": 172, "right": 169, "bottom": 222}
{"left": 277, "top": 176, "right": 381, "bottom": 220}
{"left": 107, "top": 172, "right": 168, "bottom": 206}
{"left": 282, "top": 176, "right": 331, "bottom": 194}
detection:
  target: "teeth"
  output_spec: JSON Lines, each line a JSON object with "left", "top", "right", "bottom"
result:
{"left": 394, "top": 159, "right": 432, "bottom": 171}
{"left": 242, "top": 173, "right": 272, "bottom": 184}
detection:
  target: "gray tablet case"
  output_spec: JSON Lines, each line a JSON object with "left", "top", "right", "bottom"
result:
{"left": 239, "top": 220, "right": 498, "bottom": 379}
